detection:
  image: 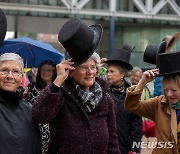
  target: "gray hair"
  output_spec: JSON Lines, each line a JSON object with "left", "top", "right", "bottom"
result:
{"left": 90, "top": 52, "right": 101, "bottom": 69}
{"left": 129, "top": 67, "right": 143, "bottom": 77}
{"left": 0, "top": 53, "right": 24, "bottom": 73}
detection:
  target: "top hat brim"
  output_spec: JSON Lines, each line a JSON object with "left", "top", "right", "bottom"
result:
{"left": 106, "top": 60, "right": 133, "bottom": 70}
{"left": 73, "top": 24, "right": 103, "bottom": 66}
{"left": 157, "top": 71, "right": 180, "bottom": 76}
{"left": 0, "top": 9, "right": 7, "bottom": 47}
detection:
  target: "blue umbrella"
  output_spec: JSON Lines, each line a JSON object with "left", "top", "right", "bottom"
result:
{"left": 0, "top": 37, "right": 64, "bottom": 67}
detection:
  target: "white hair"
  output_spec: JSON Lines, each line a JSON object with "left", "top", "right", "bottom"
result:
{"left": 0, "top": 53, "right": 24, "bottom": 73}
{"left": 90, "top": 52, "right": 101, "bottom": 69}
{"left": 130, "top": 66, "right": 143, "bottom": 77}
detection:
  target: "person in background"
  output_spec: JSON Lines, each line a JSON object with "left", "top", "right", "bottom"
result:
{"left": 129, "top": 66, "right": 151, "bottom": 100}
{"left": 106, "top": 45, "right": 142, "bottom": 154}
{"left": 26, "top": 60, "right": 57, "bottom": 104}
{"left": 0, "top": 53, "right": 41, "bottom": 153}
{"left": 25, "top": 60, "right": 57, "bottom": 154}
{"left": 125, "top": 51, "right": 180, "bottom": 154}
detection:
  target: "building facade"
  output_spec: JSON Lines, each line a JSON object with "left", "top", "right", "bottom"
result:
{"left": 1, "top": 0, "right": 180, "bottom": 69}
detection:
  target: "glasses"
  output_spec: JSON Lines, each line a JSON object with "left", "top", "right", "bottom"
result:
{"left": 0, "top": 68, "right": 22, "bottom": 77}
{"left": 78, "top": 65, "right": 97, "bottom": 72}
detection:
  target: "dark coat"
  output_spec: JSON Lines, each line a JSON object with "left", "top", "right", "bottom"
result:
{"left": 108, "top": 79, "right": 142, "bottom": 154}
{"left": 32, "top": 77, "right": 121, "bottom": 154}
{"left": 0, "top": 88, "right": 41, "bottom": 154}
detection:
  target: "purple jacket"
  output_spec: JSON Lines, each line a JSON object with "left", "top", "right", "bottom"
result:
{"left": 32, "top": 77, "right": 120, "bottom": 154}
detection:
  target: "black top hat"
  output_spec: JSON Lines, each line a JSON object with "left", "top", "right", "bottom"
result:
{"left": 158, "top": 51, "right": 180, "bottom": 76}
{"left": 58, "top": 18, "right": 103, "bottom": 66}
{"left": 0, "top": 9, "right": 7, "bottom": 47}
{"left": 143, "top": 41, "right": 166, "bottom": 67}
{"left": 106, "top": 44, "right": 135, "bottom": 70}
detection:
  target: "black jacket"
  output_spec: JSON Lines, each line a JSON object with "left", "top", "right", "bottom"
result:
{"left": 108, "top": 79, "right": 142, "bottom": 154}
{"left": 0, "top": 87, "right": 41, "bottom": 154}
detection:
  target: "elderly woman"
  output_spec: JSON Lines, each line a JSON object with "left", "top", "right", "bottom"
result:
{"left": 0, "top": 53, "right": 41, "bottom": 153}
{"left": 32, "top": 52, "right": 120, "bottom": 153}
{"left": 32, "top": 17, "right": 120, "bottom": 153}
{"left": 106, "top": 47, "right": 142, "bottom": 154}
{"left": 125, "top": 51, "right": 180, "bottom": 153}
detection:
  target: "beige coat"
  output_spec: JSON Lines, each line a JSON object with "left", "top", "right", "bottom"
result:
{"left": 125, "top": 86, "right": 180, "bottom": 154}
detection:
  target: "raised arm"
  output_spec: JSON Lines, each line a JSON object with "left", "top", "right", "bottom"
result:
{"left": 135, "top": 69, "right": 159, "bottom": 91}
{"left": 125, "top": 69, "right": 160, "bottom": 120}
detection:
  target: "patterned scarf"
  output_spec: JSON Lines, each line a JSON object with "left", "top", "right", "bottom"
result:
{"left": 73, "top": 80, "right": 103, "bottom": 113}
{"left": 172, "top": 102, "right": 180, "bottom": 123}
{"left": 111, "top": 81, "right": 125, "bottom": 93}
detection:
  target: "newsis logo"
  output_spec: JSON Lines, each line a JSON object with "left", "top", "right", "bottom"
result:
{"left": 132, "top": 141, "right": 174, "bottom": 149}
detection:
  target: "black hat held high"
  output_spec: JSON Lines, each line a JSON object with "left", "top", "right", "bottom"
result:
{"left": 158, "top": 51, "right": 180, "bottom": 76}
{"left": 0, "top": 9, "right": 7, "bottom": 47}
{"left": 58, "top": 18, "right": 103, "bottom": 66}
{"left": 162, "top": 32, "right": 179, "bottom": 52}
{"left": 143, "top": 41, "right": 166, "bottom": 67}
{"left": 106, "top": 44, "right": 135, "bottom": 70}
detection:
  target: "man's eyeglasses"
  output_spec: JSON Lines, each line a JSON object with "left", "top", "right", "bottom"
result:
{"left": 0, "top": 68, "right": 22, "bottom": 76}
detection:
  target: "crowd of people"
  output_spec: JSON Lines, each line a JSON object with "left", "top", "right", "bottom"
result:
{"left": 1, "top": 8, "right": 180, "bottom": 154}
